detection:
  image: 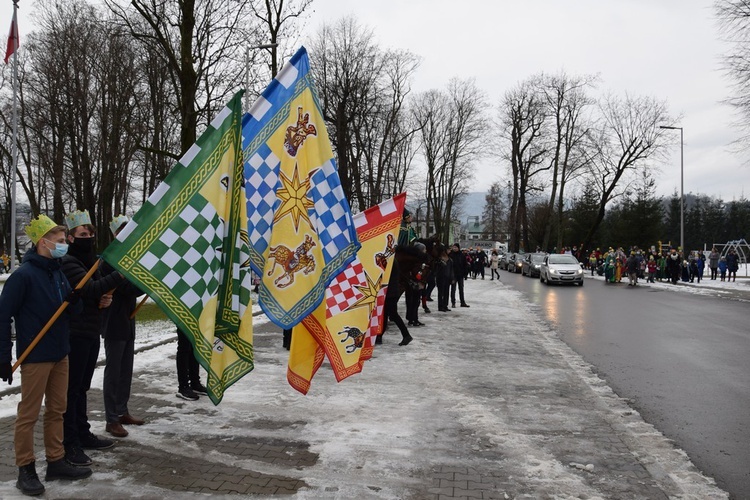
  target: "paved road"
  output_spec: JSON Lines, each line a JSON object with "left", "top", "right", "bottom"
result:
{"left": 498, "top": 270, "right": 750, "bottom": 499}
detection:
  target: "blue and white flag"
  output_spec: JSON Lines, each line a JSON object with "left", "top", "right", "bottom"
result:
{"left": 243, "top": 46, "right": 360, "bottom": 329}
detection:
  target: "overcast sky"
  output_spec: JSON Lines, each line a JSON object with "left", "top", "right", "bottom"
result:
{"left": 2, "top": 0, "right": 747, "bottom": 201}
{"left": 301, "top": 0, "right": 746, "bottom": 200}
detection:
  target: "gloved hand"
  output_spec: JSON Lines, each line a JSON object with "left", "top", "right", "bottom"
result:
{"left": 65, "top": 288, "right": 81, "bottom": 305}
{"left": 0, "top": 362, "right": 13, "bottom": 385}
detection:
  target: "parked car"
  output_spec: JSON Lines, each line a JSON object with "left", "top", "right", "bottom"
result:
{"left": 521, "top": 252, "right": 547, "bottom": 278}
{"left": 539, "top": 254, "right": 584, "bottom": 286}
{"left": 499, "top": 252, "right": 510, "bottom": 270}
{"left": 508, "top": 253, "right": 525, "bottom": 273}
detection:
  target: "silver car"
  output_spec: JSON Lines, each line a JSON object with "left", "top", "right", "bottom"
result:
{"left": 540, "top": 254, "right": 584, "bottom": 286}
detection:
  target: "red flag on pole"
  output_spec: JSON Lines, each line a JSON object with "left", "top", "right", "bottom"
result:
{"left": 4, "top": 6, "right": 19, "bottom": 64}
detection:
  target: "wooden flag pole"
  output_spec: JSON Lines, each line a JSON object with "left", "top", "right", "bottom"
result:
{"left": 129, "top": 295, "right": 149, "bottom": 320}
{"left": 12, "top": 259, "right": 101, "bottom": 373}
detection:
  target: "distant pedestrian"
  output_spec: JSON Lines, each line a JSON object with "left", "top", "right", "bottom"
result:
{"left": 405, "top": 242, "right": 427, "bottom": 327}
{"left": 474, "top": 247, "right": 487, "bottom": 280}
{"left": 666, "top": 249, "right": 681, "bottom": 285}
{"left": 626, "top": 252, "right": 639, "bottom": 286}
{"left": 435, "top": 249, "right": 453, "bottom": 312}
{"left": 589, "top": 252, "right": 597, "bottom": 276}
{"left": 449, "top": 244, "right": 470, "bottom": 308}
{"left": 689, "top": 255, "right": 700, "bottom": 283}
{"left": 708, "top": 247, "right": 720, "bottom": 280}
{"left": 719, "top": 257, "right": 728, "bottom": 282}
{"left": 726, "top": 249, "right": 739, "bottom": 282}
{"left": 647, "top": 256, "right": 657, "bottom": 283}
{"left": 489, "top": 250, "right": 500, "bottom": 280}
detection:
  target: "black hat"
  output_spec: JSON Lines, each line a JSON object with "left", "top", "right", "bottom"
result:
{"left": 403, "top": 209, "right": 411, "bottom": 219}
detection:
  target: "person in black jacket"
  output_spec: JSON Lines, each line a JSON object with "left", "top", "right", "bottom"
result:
{"left": 435, "top": 249, "right": 453, "bottom": 312}
{"left": 0, "top": 215, "right": 89, "bottom": 495}
{"left": 61, "top": 210, "right": 125, "bottom": 467}
{"left": 449, "top": 243, "right": 470, "bottom": 308}
{"left": 102, "top": 216, "right": 146, "bottom": 438}
{"left": 383, "top": 256, "right": 412, "bottom": 346}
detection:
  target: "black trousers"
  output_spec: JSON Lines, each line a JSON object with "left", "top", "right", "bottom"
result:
{"left": 436, "top": 278, "right": 450, "bottom": 310}
{"left": 176, "top": 329, "right": 201, "bottom": 390}
{"left": 385, "top": 295, "right": 410, "bottom": 341}
{"left": 405, "top": 287, "right": 420, "bottom": 322}
{"left": 450, "top": 278, "right": 466, "bottom": 305}
{"left": 103, "top": 337, "right": 135, "bottom": 423}
{"left": 64, "top": 336, "right": 99, "bottom": 446}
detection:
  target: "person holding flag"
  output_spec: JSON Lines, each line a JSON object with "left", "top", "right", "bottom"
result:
{"left": 0, "top": 215, "right": 89, "bottom": 496}
{"left": 61, "top": 210, "right": 125, "bottom": 466}
{"left": 101, "top": 215, "right": 147, "bottom": 438}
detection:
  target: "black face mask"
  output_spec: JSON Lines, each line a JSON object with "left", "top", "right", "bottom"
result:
{"left": 68, "top": 236, "right": 97, "bottom": 268}
{"left": 71, "top": 237, "right": 95, "bottom": 252}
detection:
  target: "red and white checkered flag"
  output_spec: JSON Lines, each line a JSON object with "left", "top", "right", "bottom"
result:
{"left": 325, "top": 260, "right": 366, "bottom": 319}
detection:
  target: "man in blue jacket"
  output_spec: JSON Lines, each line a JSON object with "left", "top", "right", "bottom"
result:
{"left": 0, "top": 215, "right": 89, "bottom": 496}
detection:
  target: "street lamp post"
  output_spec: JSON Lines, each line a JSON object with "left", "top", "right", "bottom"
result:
{"left": 244, "top": 43, "right": 279, "bottom": 112}
{"left": 659, "top": 125, "right": 684, "bottom": 253}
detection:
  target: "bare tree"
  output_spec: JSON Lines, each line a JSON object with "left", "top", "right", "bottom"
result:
{"left": 538, "top": 72, "right": 597, "bottom": 252}
{"left": 250, "top": 0, "right": 312, "bottom": 79}
{"left": 414, "top": 78, "right": 486, "bottom": 243}
{"left": 107, "top": 0, "right": 253, "bottom": 157}
{"left": 311, "top": 17, "right": 381, "bottom": 208}
{"left": 499, "top": 77, "right": 549, "bottom": 252}
{"left": 311, "top": 17, "right": 420, "bottom": 210}
{"left": 716, "top": 0, "right": 750, "bottom": 152}
{"left": 582, "top": 93, "right": 670, "bottom": 250}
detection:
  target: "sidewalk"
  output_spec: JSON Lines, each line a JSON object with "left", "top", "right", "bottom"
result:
{"left": 0, "top": 278, "right": 729, "bottom": 499}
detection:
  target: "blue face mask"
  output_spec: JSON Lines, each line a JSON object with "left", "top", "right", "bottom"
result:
{"left": 44, "top": 239, "right": 69, "bottom": 258}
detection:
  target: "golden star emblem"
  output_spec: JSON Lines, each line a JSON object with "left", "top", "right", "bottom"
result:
{"left": 350, "top": 269, "right": 383, "bottom": 314}
{"left": 273, "top": 164, "right": 316, "bottom": 232}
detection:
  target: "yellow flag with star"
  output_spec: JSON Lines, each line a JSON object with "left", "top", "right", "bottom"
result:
{"left": 243, "top": 47, "right": 359, "bottom": 329}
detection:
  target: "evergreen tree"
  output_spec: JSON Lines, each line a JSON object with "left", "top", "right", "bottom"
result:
{"left": 684, "top": 195, "right": 704, "bottom": 251}
{"left": 626, "top": 173, "right": 663, "bottom": 250}
{"left": 567, "top": 183, "right": 601, "bottom": 252}
{"left": 664, "top": 190, "right": 682, "bottom": 249}
{"left": 482, "top": 182, "right": 505, "bottom": 241}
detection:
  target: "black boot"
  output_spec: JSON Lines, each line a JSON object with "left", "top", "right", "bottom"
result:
{"left": 45, "top": 457, "right": 92, "bottom": 481}
{"left": 17, "top": 462, "right": 45, "bottom": 496}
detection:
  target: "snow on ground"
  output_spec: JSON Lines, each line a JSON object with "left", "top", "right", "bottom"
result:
{"left": 0, "top": 273, "right": 732, "bottom": 498}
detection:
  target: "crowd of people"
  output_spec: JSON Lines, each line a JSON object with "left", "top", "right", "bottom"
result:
{"left": 586, "top": 245, "right": 741, "bottom": 286}
{"left": 384, "top": 210, "right": 496, "bottom": 347}
{"left": 0, "top": 210, "right": 207, "bottom": 496}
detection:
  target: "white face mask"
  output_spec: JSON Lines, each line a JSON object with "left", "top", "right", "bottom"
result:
{"left": 43, "top": 238, "right": 69, "bottom": 258}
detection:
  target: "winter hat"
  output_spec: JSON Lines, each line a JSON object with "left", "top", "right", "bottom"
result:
{"left": 402, "top": 208, "right": 412, "bottom": 219}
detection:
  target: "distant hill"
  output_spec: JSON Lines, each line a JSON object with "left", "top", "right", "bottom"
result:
{"left": 456, "top": 192, "right": 486, "bottom": 221}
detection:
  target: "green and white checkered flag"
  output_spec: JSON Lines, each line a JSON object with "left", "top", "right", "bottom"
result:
{"left": 102, "top": 91, "right": 253, "bottom": 404}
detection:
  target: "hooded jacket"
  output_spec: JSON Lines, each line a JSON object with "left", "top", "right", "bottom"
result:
{"left": 0, "top": 248, "right": 83, "bottom": 364}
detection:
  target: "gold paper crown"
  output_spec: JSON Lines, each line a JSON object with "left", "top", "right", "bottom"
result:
{"left": 65, "top": 210, "right": 92, "bottom": 230}
{"left": 25, "top": 214, "right": 64, "bottom": 245}
{"left": 109, "top": 215, "right": 130, "bottom": 235}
